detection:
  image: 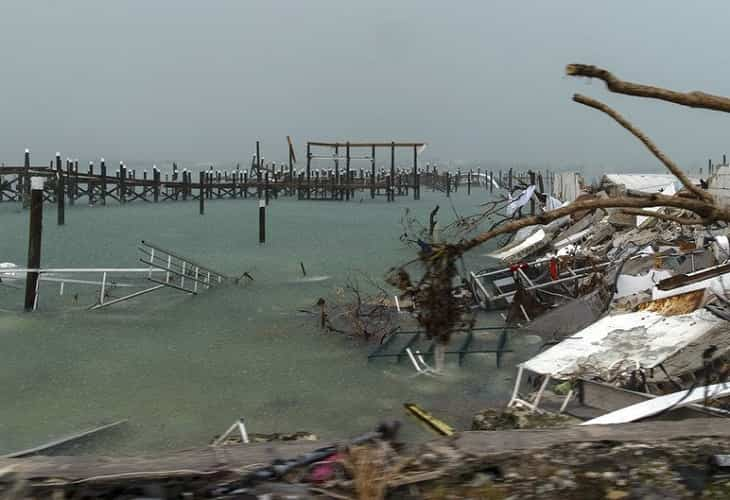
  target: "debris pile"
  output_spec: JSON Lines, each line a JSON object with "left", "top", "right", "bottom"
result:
{"left": 472, "top": 172, "right": 730, "bottom": 421}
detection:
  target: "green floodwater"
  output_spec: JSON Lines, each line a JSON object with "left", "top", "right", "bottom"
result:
{"left": 0, "top": 187, "right": 540, "bottom": 456}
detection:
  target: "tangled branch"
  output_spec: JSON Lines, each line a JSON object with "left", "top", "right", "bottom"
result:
{"left": 389, "top": 64, "right": 730, "bottom": 351}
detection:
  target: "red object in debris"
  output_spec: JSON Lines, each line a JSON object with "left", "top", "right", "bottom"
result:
{"left": 549, "top": 259, "right": 559, "bottom": 280}
{"left": 509, "top": 262, "right": 529, "bottom": 272}
{"left": 309, "top": 452, "right": 345, "bottom": 482}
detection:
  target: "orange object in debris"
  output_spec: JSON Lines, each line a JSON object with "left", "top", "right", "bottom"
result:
{"left": 549, "top": 259, "right": 559, "bottom": 280}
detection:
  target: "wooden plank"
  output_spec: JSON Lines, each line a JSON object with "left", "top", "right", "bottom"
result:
{"left": 308, "top": 141, "right": 426, "bottom": 148}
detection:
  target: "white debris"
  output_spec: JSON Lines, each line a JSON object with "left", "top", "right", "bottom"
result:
{"left": 615, "top": 269, "right": 673, "bottom": 299}
{"left": 520, "top": 309, "right": 727, "bottom": 380}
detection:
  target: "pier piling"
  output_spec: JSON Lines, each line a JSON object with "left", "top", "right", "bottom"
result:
{"left": 258, "top": 200, "right": 266, "bottom": 244}
{"left": 24, "top": 176, "right": 44, "bottom": 311}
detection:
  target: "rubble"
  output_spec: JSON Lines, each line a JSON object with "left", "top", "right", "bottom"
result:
{"left": 471, "top": 406, "right": 579, "bottom": 431}
{"left": 469, "top": 171, "right": 730, "bottom": 425}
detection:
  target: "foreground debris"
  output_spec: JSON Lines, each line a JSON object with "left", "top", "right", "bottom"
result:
{"left": 3, "top": 419, "right": 730, "bottom": 499}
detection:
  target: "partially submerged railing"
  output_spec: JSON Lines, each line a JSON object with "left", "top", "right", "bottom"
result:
{"left": 368, "top": 326, "right": 515, "bottom": 368}
{"left": 2, "top": 241, "right": 230, "bottom": 311}
{"left": 137, "top": 240, "right": 229, "bottom": 295}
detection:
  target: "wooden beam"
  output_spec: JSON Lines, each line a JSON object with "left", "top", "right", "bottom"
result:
{"left": 308, "top": 141, "right": 426, "bottom": 148}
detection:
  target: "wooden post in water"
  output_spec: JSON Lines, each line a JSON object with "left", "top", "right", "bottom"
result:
{"left": 199, "top": 171, "right": 205, "bottom": 215}
{"left": 467, "top": 169, "right": 472, "bottom": 195}
{"left": 74, "top": 160, "right": 79, "bottom": 202}
{"left": 258, "top": 199, "right": 266, "bottom": 243}
{"left": 100, "top": 159, "right": 107, "bottom": 205}
{"left": 288, "top": 147, "right": 294, "bottom": 196}
{"left": 306, "top": 143, "right": 311, "bottom": 200}
{"left": 345, "top": 142, "right": 351, "bottom": 201}
{"left": 153, "top": 166, "right": 160, "bottom": 202}
{"left": 265, "top": 171, "right": 270, "bottom": 205}
{"left": 413, "top": 145, "right": 419, "bottom": 200}
{"left": 508, "top": 168, "right": 513, "bottom": 190}
{"left": 333, "top": 144, "right": 339, "bottom": 200}
{"left": 88, "top": 162, "right": 95, "bottom": 204}
{"left": 390, "top": 142, "right": 395, "bottom": 202}
{"left": 23, "top": 149, "right": 30, "bottom": 208}
{"left": 181, "top": 170, "right": 186, "bottom": 200}
{"left": 256, "top": 142, "right": 262, "bottom": 199}
{"left": 446, "top": 171, "right": 451, "bottom": 197}
{"left": 370, "top": 145, "right": 376, "bottom": 199}
{"left": 119, "top": 162, "right": 126, "bottom": 204}
{"left": 318, "top": 298, "right": 326, "bottom": 329}
{"left": 66, "top": 160, "right": 73, "bottom": 206}
{"left": 56, "top": 154, "right": 65, "bottom": 226}
{"left": 24, "top": 176, "right": 44, "bottom": 311}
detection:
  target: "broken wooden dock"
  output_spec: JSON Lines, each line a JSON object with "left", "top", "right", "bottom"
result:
{"left": 0, "top": 146, "right": 560, "bottom": 212}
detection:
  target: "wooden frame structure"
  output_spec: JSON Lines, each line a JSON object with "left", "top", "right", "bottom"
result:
{"left": 306, "top": 141, "right": 426, "bottom": 201}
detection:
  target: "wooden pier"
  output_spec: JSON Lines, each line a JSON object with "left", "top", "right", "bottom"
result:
{"left": 0, "top": 146, "right": 559, "bottom": 210}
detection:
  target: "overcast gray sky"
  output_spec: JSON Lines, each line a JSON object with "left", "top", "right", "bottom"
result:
{"left": 1, "top": 1, "right": 729, "bottom": 172}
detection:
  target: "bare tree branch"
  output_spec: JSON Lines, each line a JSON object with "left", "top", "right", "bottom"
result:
{"left": 566, "top": 64, "right": 730, "bottom": 113}
{"left": 458, "top": 193, "right": 726, "bottom": 254}
{"left": 573, "top": 94, "right": 713, "bottom": 203}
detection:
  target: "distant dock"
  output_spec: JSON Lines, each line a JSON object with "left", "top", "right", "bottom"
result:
{"left": 0, "top": 143, "right": 560, "bottom": 215}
